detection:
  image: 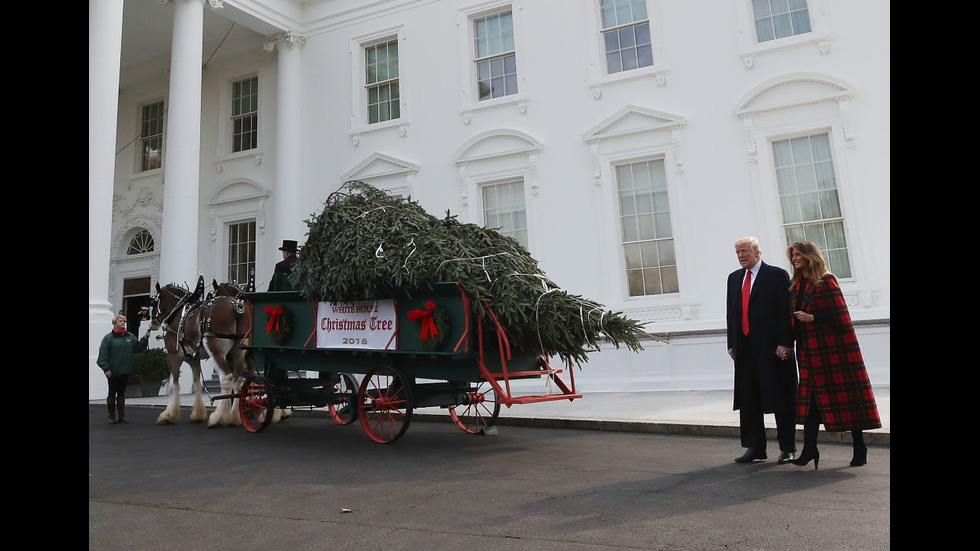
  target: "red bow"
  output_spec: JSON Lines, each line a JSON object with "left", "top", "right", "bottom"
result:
{"left": 407, "top": 300, "right": 439, "bottom": 341}
{"left": 265, "top": 305, "right": 284, "bottom": 333}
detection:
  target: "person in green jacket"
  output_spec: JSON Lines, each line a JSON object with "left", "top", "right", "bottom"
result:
{"left": 97, "top": 314, "right": 150, "bottom": 424}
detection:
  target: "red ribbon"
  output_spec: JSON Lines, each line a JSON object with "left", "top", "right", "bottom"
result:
{"left": 265, "top": 305, "right": 284, "bottom": 333}
{"left": 407, "top": 300, "right": 439, "bottom": 341}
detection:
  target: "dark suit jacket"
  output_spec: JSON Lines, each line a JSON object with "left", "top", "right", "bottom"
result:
{"left": 726, "top": 261, "right": 798, "bottom": 412}
{"left": 267, "top": 255, "right": 298, "bottom": 292}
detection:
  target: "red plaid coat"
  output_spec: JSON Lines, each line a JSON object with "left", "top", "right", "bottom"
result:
{"left": 791, "top": 274, "right": 881, "bottom": 431}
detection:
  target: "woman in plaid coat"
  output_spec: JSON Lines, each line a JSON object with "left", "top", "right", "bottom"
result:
{"left": 787, "top": 241, "right": 880, "bottom": 470}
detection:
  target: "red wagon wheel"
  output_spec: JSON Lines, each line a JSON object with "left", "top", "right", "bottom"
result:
{"left": 357, "top": 366, "right": 413, "bottom": 443}
{"left": 328, "top": 372, "right": 359, "bottom": 425}
{"left": 448, "top": 380, "right": 501, "bottom": 434}
{"left": 239, "top": 375, "right": 274, "bottom": 433}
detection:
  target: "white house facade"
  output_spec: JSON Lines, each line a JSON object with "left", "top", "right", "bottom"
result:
{"left": 89, "top": 0, "right": 889, "bottom": 400}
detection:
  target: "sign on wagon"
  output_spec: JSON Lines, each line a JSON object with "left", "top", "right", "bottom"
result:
{"left": 316, "top": 300, "right": 397, "bottom": 350}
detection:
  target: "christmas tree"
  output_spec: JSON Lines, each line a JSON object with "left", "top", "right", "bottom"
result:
{"left": 291, "top": 180, "right": 656, "bottom": 364}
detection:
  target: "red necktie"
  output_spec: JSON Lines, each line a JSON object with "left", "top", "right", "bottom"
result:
{"left": 741, "top": 270, "right": 751, "bottom": 335}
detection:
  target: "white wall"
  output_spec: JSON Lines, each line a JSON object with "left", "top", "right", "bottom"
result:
{"left": 99, "top": 0, "right": 889, "bottom": 399}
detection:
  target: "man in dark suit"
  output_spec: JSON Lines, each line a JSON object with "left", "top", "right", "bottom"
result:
{"left": 268, "top": 239, "right": 299, "bottom": 292}
{"left": 727, "top": 236, "right": 798, "bottom": 464}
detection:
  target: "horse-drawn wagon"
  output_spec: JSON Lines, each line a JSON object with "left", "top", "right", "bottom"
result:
{"left": 236, "top": 281, "right": 581, "bottom": 443}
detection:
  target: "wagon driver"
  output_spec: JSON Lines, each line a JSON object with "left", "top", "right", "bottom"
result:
{"left": 268, "top": 239, "right": 299, "bottom": 292}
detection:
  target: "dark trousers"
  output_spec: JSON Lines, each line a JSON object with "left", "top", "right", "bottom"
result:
{"left": 739, "top": 404, "right": 796, "bottom": 453}
{"left": 736, "top": 336, "right": 796, "bottom": 453}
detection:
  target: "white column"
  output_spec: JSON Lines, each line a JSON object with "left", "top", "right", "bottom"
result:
{"left": 89, "top": 0, "right": 125, "bottom": 400}
{"left": 159, "top": 0, "right": 204, "bottom": 286}
{"left": 266, "top": 32, "right": 307, "bottom": 248}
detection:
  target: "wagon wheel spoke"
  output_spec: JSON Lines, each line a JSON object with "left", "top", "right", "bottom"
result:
{"left": 328, "top": 372, "right": 359, "bottom": 425}
{"left": 357, "top": 366, "right": 413, "bottom": 444}
{"left": 239, "top": 375, "right": 274, "bottom": 433}
{"left": 448, "top": 380, "right": 501, "bottom": 434}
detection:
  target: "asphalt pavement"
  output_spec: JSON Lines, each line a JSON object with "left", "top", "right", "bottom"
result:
{"left": 89, "top": 403, "right": 890, "bottom": 550}
{"left": 105, "top": 385, "right": 889, "bottom": 447}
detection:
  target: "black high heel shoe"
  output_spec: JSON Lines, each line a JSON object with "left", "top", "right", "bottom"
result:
{"left": 850, "top": 444, "right": 868, "bottom": 467}
{"left": 792, "top": 448, "right": 820, "bottom": 470}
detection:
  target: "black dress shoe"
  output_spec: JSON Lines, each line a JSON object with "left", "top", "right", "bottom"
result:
{"left": 777, "top": 451, "right": 795, "bottom": 464}
{"left": 735, "top": 449, "right": 767, "bottom": 463}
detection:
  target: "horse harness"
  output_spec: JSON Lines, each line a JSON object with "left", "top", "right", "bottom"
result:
{"left": 154, "top": 288, "right": 249, "bottom": 360}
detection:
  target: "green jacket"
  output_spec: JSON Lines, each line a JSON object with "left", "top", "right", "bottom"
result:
{"left": 97, "top": 332, "right": 149, "bottom": 376}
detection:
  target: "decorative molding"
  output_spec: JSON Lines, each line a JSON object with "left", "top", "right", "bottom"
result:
{"left": 582, "top": 105, "right": 687, "bottom": 144}
{"left": 111, "top": 212, "right": 163, "bottom": 258}
{"left": 839, "top": 99, "right": 854, "bottom": 147}
{"left": 742, "top": 117, "right": 758, "bottom": 163}
{"left": 263, "top": 31, "right": 307, "bottom": 52}
{"left": 626, "top": 304, "right": 701, "bottom": 322}
{"left": 591, "top": 85, "right": 602, "bottom": 100}
{"left": 462, "top": 112, "right": 472, "bottom": 125}
{"left": 352, "top": 135, "right": 360, "bottom": 146}
{"left": 656, "top": 73, "right": 667, "bottom": 87}
{"left": 457, "top": 165, "right": 468, "bottom": 206}
{"left": 590, "top": 143, "right": 601, "bottom": 185}
{"left": 454, "top": 129, "right": 543, "bottom": 164}
{"left": 528, "top": 152, "right": 539, "bottom": 195}
{"left": 817, "top": 40, "right": 831, "bottom": 55}
{"left": 114, "top": 185, "right": 164, "bottom": 219}
{"left": 735, "top": 73, "right": 855, "bottom": 118}
{"left": 741, "top": 55, "right": 755, "bottom": 69}
{"left": 341, "top": 152, "right": 420, "bottom": 197}
{"left": 735, "top": 73, "right": 857, "bottom": 158}
{"left": 670, "top": 128, "right": 684, "bottom": 173}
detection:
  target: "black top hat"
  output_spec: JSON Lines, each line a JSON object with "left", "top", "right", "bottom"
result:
{"left": 279, "top": 240, "right": 299, "bottom": 253}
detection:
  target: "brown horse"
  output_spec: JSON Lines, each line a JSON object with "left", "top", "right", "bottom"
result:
{"left": 209, "top": 278, "right": 294, "bottom": 423}
{"left": 147, "top": 277, "right": 252, "bottom": 427}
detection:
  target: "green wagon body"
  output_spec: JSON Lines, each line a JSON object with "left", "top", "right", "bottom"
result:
{"left": 236, "top": 282, "right": 580, "bottom": 442}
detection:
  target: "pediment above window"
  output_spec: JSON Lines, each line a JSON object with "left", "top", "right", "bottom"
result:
{"left": 735, "top": 73, "right": 855, "bottom": 118}
{"left": 342, "top": 153, "right": 420, "bottom": 197}
{"left": 342, "top": 152, "right": 420, "bottom": 182}
{"left": 582, "top": 105, "right": 686, "bottom": 143}
{"left": 208, "top": 180, "right": 269, "bottom": 206}
{"left": 455, "top": 130, "right": 542, "bottom": 163}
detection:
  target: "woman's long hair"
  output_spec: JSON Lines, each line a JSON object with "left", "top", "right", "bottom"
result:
{"left": 787, "top": 241, "right": 830, "bottom": 289}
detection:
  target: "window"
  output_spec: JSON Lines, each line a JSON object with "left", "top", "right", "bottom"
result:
{"left": 482, "top": 180, "right": 527, "bottom": 249}
{"left": 474, "top": 10, "right": 518, "bottom": 101}
{"left": 600, "top": 0, "right": 652, "bottom": 74}
{"left": 227, "top": 221, "right": 256, "bottom": 290}
{"left": 752, "top": 0, "right": 811, "bottom": 43}
{"left": 617, "top": 159, "right": 677, "bottom": 296}
{"left": 365, "top": 40, "right": 400, "bottom": 124}
{"left": 126, "top": 230, "right": 155, "bottom": 255}
{"left": 774, "top": 132, "right": 850, "bottom": 278}
{"left": 139, "top": 101, "right": 164, "bottom": 171}
{"left": 231, "top": 77, "right": 258, "bottom": 152}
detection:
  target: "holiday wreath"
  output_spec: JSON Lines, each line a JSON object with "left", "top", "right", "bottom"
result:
{"left": 265, "top": 304, "right": 292, "bottom": 346}
{"left": 407, "top": 299, "right": 450, "bottom": 350}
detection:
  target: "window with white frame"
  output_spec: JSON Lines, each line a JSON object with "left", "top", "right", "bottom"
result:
{"left": 617, "top": 159, "right": 677, "bottom": 296}
{"left": 482, "top": 180, "right": 527, "bottom": 249}
{"left": 752, "top": 0, "right": 811, "bottom": 43}
{"left": 126, "top": 230, "right": 155, "bottom": 255}
{"left": 227, "top": 221, "right": 256, "bottom": 290}
{"left": 474, "top": 10, "right": 518, "bottom": 101}
{"left": 774, "top": 132, "right": 850, "bottom": 278}
{"left": 231, "top": 76, "right": 258, "bottom": 153}
{"left": 139, "top": 101, "right": 164, "bottom": 171}
{"left": 365, "top": 39, "right": 400, "bottom": 124}
{"left": 600, "top": 0, "right": 653, "bottom": 75}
